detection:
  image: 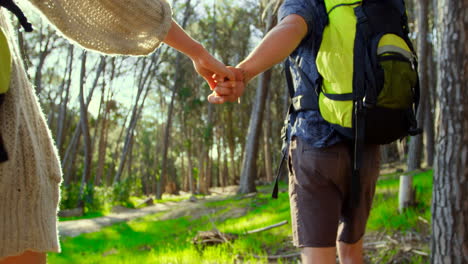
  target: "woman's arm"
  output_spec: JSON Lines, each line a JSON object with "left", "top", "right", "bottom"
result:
{"left": 163, "top": 20, "right": 235, "bottom": 89}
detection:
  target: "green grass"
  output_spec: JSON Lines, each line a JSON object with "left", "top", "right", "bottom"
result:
{"left": 50, "top": 171, "right": 433, "bottom": 264}
{"left": 59, "top": 211, "right": 108, "bottom": 222}
{"left": 368, "top": 170, "right": 433, "bottom": 232}
{"left": 50, "top": 187, "right": 293, "bottom": 264}
{"left": 59, "top": 194, "right": 201, "bottom": 222}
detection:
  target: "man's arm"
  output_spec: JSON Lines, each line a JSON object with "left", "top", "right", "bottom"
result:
{"left": 163, "top": 20, "right": 234, "bottom": 89}
{"left": 238, "top": 14, "right": 308, "bottom": 83}
{"left": 208, "top": 14, "right": 308, "bottom": 103}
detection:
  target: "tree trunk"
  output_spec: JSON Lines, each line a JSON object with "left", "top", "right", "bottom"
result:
{"left": 95, "top": 60, "right": 115, "bottom": 185}
{"left": 187, "top": 144, "right": 194, "bottom": 194}
{"left": 263, "top": 91, "right": 273, "bottom": 183}
{"left": 238, "top": 7, "right": 277, "bottom": 194}
{"left": 62, "top": 56, "right": 106, "bottom": 185}
{"left": 157, "top": 0, "right": 193, "bottom": 198}
{"left": 34, "top": 25, "right": 54, "bottom": 95}
{"left": 431, "top": 0, "right": 468, "bottom": 262}
{"left": 157, "top": 53, "right": 183, "bottom": 198}
{"left": 77, "top": 52, "right": 92, "bottom": 207}
{"left": 239, "top": 69, "right": 273, "bottom": 194}
{"left": 56, "top": 45, "right": 74, "bottom": 154}
{"left": 407, "top": 0, "right": 429, "bottom": 172}
{"left": 114, "top": 58, "right": 155, "bottom": 184}
{"left": 424, "top": 40, "right": 436, "bottom": 167}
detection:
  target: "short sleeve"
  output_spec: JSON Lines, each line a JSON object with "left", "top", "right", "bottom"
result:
{"left": 278, "top": 0, "right": 315, "bottom": 36}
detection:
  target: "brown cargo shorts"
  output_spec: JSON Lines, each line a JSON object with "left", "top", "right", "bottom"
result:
{"left": 288, "top": 137, "right": 380, "bottom": 247}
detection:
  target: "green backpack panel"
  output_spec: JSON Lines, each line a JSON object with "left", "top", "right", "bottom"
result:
{"left": 0, "top": 26, "right": 11, "bottom": 97}
{"left": 0, "top": 26, "right": 11, "bottom": 163}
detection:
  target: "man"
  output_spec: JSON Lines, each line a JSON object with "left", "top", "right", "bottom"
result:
{"left": 209, "top": 0, "right": 380, "bottom": 263}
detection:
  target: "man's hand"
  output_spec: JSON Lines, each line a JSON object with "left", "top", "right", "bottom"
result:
{"left": 208, "top": 67, "right": 246, "bottom": 104}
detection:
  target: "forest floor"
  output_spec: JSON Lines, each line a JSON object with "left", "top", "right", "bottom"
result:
{"left": 55, "top": 169, "right": 432, "bottom": 263}
{"left": 58, "top": 186, "right": 240, "bottom": 237}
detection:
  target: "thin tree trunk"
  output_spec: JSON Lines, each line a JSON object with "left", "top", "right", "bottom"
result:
{"left": 77, "top": 51, "right": 92, "bottom": 207}
{"left": 62, "top": 56, "right": 106, "bottom": 185}
{"left": 187, "top": 142, "right": 194, "bottom": 194}
{"left": 197, "top": 0, "right": 217, "bottom": 195}
{"left": 424, "top": 40, "right": 436, "bottom": 167}
{"left": 238, "top": 69, "right": 272, "bottom": 194}
{"left": 34, "top": 25, "right": 54, "bottom": 95}
{"left": 263, "top": 91, "right": 273, "bottom": 183}
{"left": 157, "top": 0, "right": 193, "bottom": 198}
{"left": 114, "top": 59, "right": 154, "bottom": 184}
{"left": 157, "top": 53, "right": 183, "bottom": 198}
{"left": 407, "top": 0, "right": 429, "bottom": 172}
{"left": 56, "top": 45, "right": 74, "bottom": 154}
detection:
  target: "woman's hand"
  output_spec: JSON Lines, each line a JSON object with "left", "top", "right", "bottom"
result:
{"left": 163, "top": 20, "right": 235, "bottom": 90}
{"left": 190, "top": 49, "right": 234, "bottom": 90}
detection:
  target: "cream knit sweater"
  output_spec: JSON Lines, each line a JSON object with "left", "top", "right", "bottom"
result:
{"left": 0, "top": 0, "right": 171, "bottom": 258}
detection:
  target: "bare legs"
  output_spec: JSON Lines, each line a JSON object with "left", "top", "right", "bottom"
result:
{"left": 301, "top": 239, "right": 364, "bottom": 264}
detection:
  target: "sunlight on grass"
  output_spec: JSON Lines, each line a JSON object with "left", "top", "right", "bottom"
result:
{"left": 368, "top": 170, "right": 432, "bottom": 232}
{"left": 50, "top": 172, "right": 432, "bottom": 263}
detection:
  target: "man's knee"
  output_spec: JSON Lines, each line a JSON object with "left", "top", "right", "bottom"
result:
{"left": 301, "top": 247, "right": 337, "bottom": 264}
{"left": 338, "top": 239, "right": 364, "bottom": 264}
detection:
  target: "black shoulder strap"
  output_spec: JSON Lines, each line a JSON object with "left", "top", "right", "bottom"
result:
{"left": 284, "top": 59, "right": 295, "bottom": 99}
{"left": 0, "top": 93, "right": 7, "bottom": 162}
{"left": 0, "top": 0, "right": 33, "bottom": 32}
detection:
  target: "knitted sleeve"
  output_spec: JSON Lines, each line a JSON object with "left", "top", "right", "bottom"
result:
{"left": 27, "top": 0, "right": 172, "bottom": 56}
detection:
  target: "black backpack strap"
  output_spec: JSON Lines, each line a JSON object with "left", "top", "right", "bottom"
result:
{"left": 0, "top": 0, "right": 33, "bottom": 32}
{"left": 0, "top": 94, "right": 7, "bottom": 162}
{"left": 272, "top": 146, "right": 288, "bottom": 199}
{"left": 348, "top": 4, "right": 374, "bottom": 208}
{"left": 0, "top": 134, "right": 7, "bottom": 163}
{"left": 272, "top": 60, "right": 295, "bottom": 199}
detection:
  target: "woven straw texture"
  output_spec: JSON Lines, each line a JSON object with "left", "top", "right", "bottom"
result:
{"left": 28, "top": 0, "right": 172, "bottom": 55}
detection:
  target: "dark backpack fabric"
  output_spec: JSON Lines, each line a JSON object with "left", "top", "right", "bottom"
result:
{"left": 273, "top": 0, "right": 421, "bottom": 202}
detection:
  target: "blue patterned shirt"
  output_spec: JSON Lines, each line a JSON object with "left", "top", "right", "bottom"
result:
{"left": 279, "top": 0, "right": 343, "bottom": 148}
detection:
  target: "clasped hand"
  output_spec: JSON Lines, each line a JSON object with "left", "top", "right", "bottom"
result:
{"left": 207, "top": 67, "right": 246, "bottom": 104}
{"left": 189, "top": 49, "right": 245, "bottom": 104}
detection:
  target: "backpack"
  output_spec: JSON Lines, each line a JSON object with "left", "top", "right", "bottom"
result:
{"left": 273, "top": 0, "right": 422, "bottom": 202}
{"left": 0, "top": 0, "right": 33, "bottom": 162}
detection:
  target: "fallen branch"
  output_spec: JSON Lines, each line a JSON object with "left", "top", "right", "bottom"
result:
{"left": 246, "top": 220, "right": 288, "bottom": 234}
{"left": 193, "top": 220, "right": 289, "bottom": 248}
{"left": 411, "top": 249, "right": 429, "bottom": 257}
{"left": 253, "top": 252, "right": 301, "bottom": 260}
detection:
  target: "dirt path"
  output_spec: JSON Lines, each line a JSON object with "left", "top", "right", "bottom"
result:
{"left": 59, "top": 186, "right": 239, "bottom": 237}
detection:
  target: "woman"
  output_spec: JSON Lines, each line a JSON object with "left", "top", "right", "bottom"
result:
{"left": 0, "top": 0, "right": 234, "bottom": 263}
